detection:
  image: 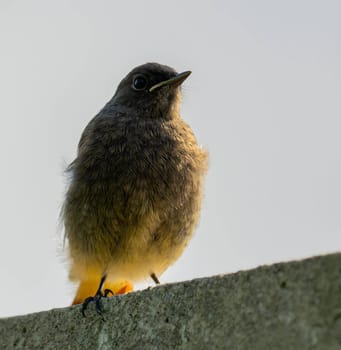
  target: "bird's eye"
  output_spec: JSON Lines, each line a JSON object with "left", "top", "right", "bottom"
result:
{"left": 132, "top": 75, "right": 147, "bottom": 91}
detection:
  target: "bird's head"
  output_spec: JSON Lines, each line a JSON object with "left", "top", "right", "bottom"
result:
{"left": 111, "top": 63, "right": 191, "bottom": 119}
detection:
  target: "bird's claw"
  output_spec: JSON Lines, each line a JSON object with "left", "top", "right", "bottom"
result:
{"left": 81, "top": 291, "right": 106, "bottom": 319}
{"left": 103, "top": 288, "right": 114, "bottom": 297}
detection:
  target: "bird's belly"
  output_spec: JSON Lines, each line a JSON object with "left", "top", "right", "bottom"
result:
{"left": 67, "top": 181, "right": 192, "bottom": 281}
{"left": 105, "top": 207, "right": 190, "bottom": 282}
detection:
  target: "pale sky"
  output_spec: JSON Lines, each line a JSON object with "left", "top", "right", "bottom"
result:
{"left": 0, "top": 0, "right": 340, "bottom": 317}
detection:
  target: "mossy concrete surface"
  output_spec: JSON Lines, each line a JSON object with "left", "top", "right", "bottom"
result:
{"left": 1, "top": 253, "right": 341, "bottom": 350}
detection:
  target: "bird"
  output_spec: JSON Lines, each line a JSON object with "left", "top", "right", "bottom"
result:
{"left": 62, "top": 62, "right": 208, "bottom": 315}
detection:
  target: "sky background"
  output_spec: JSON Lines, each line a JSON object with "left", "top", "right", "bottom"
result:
{"left": 0, "top": 0, "right": 340, "bottom": 317}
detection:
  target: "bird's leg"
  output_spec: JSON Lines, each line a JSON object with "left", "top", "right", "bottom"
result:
{"left": 150, "top": 272, "right": 160, "bottom": 285}
{"left": 82, "top": 274, "right": 113, "bottom": 318}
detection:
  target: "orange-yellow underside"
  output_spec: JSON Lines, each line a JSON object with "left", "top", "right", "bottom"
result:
{"left": 72, "top": 280, "right": 134, "bottom": 305}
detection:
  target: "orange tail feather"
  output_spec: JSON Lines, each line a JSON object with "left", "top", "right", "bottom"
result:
{"left": 72, "top": 279, "right": 133, "bottom": 305}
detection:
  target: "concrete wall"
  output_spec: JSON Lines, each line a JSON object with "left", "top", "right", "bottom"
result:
{"left": 1, "top": 253, "right": 341, "bottom": 349}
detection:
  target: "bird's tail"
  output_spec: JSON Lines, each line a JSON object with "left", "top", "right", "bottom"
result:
{"left": 72, "top": 279, "right": 133, "bottom": 305}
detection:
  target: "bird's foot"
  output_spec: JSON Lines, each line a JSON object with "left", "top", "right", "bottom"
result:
{"left": 81, "top": 288, "right": 113, "bottom": 319}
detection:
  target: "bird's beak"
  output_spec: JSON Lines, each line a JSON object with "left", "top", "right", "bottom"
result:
{"left": 149, "top": 71, "right": 191, "bottom": 92}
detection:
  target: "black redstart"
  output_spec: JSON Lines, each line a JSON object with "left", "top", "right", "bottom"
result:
{"left": 62, "top": 62, "right": 208, "bottom": 314}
